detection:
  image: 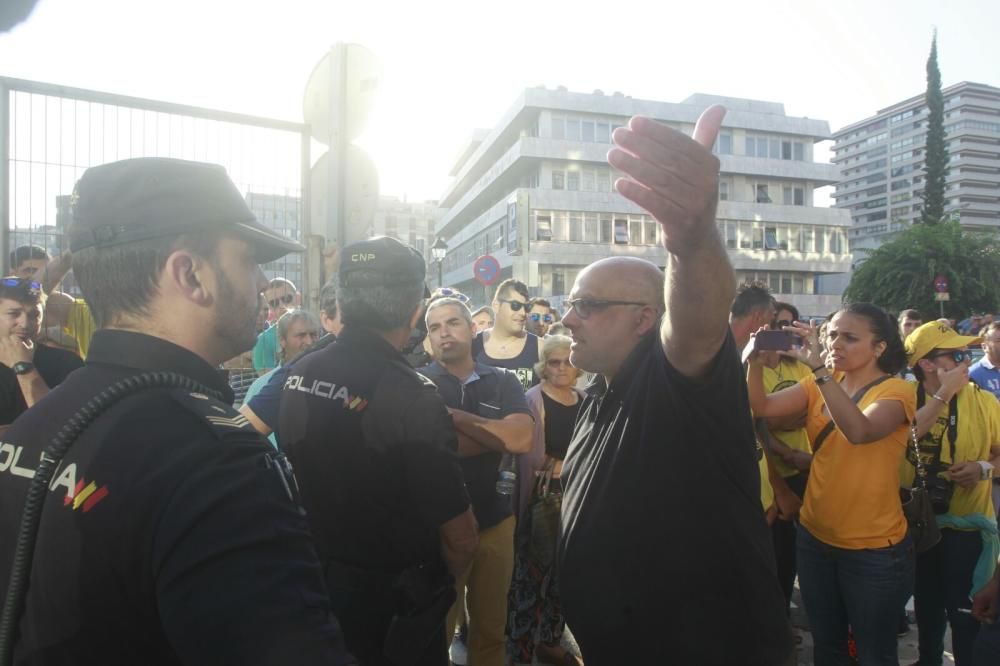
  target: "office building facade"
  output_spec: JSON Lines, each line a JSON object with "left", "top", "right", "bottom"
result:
{"left": 436, "top": 87, "right": 852, "bottom": 316}
{"left": 832, "top": 81, "right": 1000, "bottom": 253}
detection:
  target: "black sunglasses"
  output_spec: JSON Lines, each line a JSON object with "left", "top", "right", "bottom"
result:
{"left": 267, "top": 293, "right": 296, "bottom": 309}
{"left": 564, "top": 298, "right": 647, "bottom": 320}
{"left": 927, "top": 349, "right": 972, "bottom": 364}
{"left": 1, "top": 278, "right": 41, "bottom": 295}
{"left": 498, "top": 298, "right": 533, "bottom": 313}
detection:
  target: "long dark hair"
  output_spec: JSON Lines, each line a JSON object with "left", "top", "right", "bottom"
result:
{"left": 837, "top": 302, "right": 908, "bottom": 375}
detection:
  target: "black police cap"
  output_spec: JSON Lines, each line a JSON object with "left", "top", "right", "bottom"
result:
{"left": 69, "top": 157, "right": 304, "bottom": 263}
{"left": 339, "top": 236, "right": 428, "bottom": 292}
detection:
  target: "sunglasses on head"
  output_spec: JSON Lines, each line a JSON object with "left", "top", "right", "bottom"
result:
{"left": 435, "top": 288, "right": 470, "bottom": 303}
{"left": 530, "top": 313, "right": 554, "bottom": 324}
{"left": 1, "top": 277, "right": 41, "bottom": 295}
{"left": 498, "top": 298, "right": 533, "bottom": 313}
{"left": 268, "top": 293, "right": 295, "bottom": 309}
{"left": 928, "top": 349, "right": 973, "bottom": 364}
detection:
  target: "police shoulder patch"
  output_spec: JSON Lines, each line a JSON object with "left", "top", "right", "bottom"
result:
{"left": 167, "top": 389, "right": 256, "bottom": 437}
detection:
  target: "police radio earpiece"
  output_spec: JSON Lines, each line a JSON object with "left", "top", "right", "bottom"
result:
{"left": 0, "top": 372, "right": 224, "bottom": 666}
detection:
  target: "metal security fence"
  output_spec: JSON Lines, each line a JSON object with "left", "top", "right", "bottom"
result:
{"left": 0, "top": 77, "right": 312, "bottom": 291}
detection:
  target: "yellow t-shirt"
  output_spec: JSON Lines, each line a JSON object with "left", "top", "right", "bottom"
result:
{"left": 799, "top": 374, "right": 916, "bottom": 549}
{"left": 762, "top": 360, "right": 813, "bottom": 478}
{"left": 64, "top": 299, "right": 96, "bottom": 359}
{"left": 899, "top": 382, "right": 1000, "bottom": 520}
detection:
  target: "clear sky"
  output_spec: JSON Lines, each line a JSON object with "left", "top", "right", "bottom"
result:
{"left": 2, "top": 0, "right": 997, "bottom": 202}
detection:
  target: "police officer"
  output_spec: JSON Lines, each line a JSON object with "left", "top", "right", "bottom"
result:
{"left": 0, "top": 158, "right": 355, "bottom": 665}
{"left": 279, "top": 236, "right": 478, "bottom": 666}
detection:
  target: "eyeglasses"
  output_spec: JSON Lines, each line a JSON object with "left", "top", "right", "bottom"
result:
{"left": 433, "top": 288, "right": 470, "bottom": 303}
{"left": 1, "top": 278, "right": 41, "bottom": 295}
{"left": 564, "top": 298, "right": 648, "bottom": 320}
{"left": 546, "top": 358, "right": 573, "bottom": 368}
{"left": 927, "top": 349, "right": 973, "bottom": 364}
{"left": 498, "top": 299, "right": 533, "bottom": 313}
{"left": 530, "top": 313, "right": 554, "bottom": 324}
{"left": 267, "top": 293, "right": 295, "bottom": 309}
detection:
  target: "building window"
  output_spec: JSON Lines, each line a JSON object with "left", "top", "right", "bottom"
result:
{"left": 783, "top": 186, "right": 793, "bottom": 205}
{"left": 569, "top": 213, "right": 583, "bottom": 242}
{"left": 753, "top": 226, "right": 764, "bottom": 250}
{"left": 552, "top": 116, "right": 565, "bottom": 140}
{"left": 745, "top": 136, "right": 755, "bottom": 156}
{"left": 584, "top": 213, "right": 599, "bottom": 242}
{"left": 600, "top": 216, "right": 613, "bottom": 243}
{"left": 788, "top": 226, "right": 799, "bottom": 252}
{"left": 614, "top": 219, "right": 629, "bottom": 244}
{"left": 566, "top": 119, "right": 580, "bottom": 141}
{"left": 596, "top": 122, "right": 610, "bottom": 143}
{"left": 629, "top": 219, "right": 642, "bottom": 245}
{"left": 794, "top": 187, "right": 805, "bottom": 206}
{"left": 755, "top": 184, "right": 772, "bottom": 203}
{"left": 552, "top": 212, "right": 568, "bottom": 241}
{"left": 815, "top": 229, "right": 826, "bottom": 253}
{"left": 645, "top": 220, "right": 658, "bottom": 246}
{"left": 552, "top": 170, "right": 565, "bottom": 190}
{"left": 582, "top": 169, "right": 595, "bottom": 192}
{"left": 781, "top": 275, "right": 792, "bottom": 294}
{"left": 718, "top": 133, "right": 732, "bottom": 155}
{"left": 725, "top": 223, "right": 737, "bottom": 249}
{"left": 567, "top": 171, "right": 580, "bottom": 191}
{"left": 830, "top": 229, "right": 843, "bottom": 254}
{"left": 719, "top": 181, "right": 729, "bottom": 201}
{"left": 764, "top": 227, "right": 779, "bottom": 250}
{"left": 740, "top": 222, "right": 752, "bottom": 249}
{"left": 581, "top": 121, "right": 595, "bottom": 143}
{"left": 782, "top": 141, "right": 792, "bottom": 160}
{"left": 536, "top": 215, "right": 552, "bottom": 241}
{"left": 802, "top": 227, "right": 814, "bottom": 252}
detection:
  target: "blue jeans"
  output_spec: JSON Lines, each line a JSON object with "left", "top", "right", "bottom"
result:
{"left": 914, "top": 528, "right": 983, "bottom": 665}
{"left": 797, "top": 526, "right": 915, "bottom": 666}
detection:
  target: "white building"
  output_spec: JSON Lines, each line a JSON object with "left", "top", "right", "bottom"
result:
{"left": 832, "top": 81, "right": 1000, "bottom": 253}
{"left": 436, "top": 87, "right": 852, "bottom": 316}
{"left": 245, "top": 192, "right": 304, "bottom": 286}
{"left": 368, "top": 195, "right": 441, "bottom": 265}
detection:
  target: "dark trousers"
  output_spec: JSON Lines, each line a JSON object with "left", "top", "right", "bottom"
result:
{"left": 914, "top": 528, "right": 983, "bottom": 666}
{"left": 323, "top": 560, "right": 448, "bottom": 666}
{"left": 772, "top": 472, "right": 808, "bottom": 611}
{"left": 797, "top": 526, "right": 914, "bottom": 666}
{"left": 973, "top": 618, "right": 1000, "bottom": 665}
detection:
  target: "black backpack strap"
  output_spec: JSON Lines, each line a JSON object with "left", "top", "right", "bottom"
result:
{"left": 812, "top": 375, "right": 893, "bottom": 453}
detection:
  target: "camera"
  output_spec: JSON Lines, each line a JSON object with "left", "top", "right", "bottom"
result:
{"left": 925, "top": 470, "right": 954, "bottom": 515}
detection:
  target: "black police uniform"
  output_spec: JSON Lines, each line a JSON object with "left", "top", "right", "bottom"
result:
{"left": 0, "top": 330, "right": 355, "bottom": 665}
{"left": 279, "top": 325, "right": 470, "bottom": 666}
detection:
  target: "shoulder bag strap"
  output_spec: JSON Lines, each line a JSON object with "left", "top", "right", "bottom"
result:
{"left": 915, "top": 383, "right": 959, "bottom": 464}
{"left": 812, "top": 375, "right": 893, "bottom": 453}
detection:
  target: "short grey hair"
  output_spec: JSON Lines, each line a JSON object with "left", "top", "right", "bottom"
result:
{"left": 277, "top": 309, "right": 321, "bottom": 342}
{"left": 534, "top": 334, "right": 574, "bottom": 378}
{"left": 425, "top": 297, "right": 473, "bottom": 327}
{"left": 337, "top": 270, "right": 424, "bottom": 332}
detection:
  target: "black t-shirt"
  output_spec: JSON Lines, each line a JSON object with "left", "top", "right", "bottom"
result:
{"left": 471, "top": 331, "right": 540, "bottom": 389}
{"left": 0, "top": 330, "right": 353, "bottom": 665}
{"left": 559, "top": 332, "right": 793, "bottom": 665}
{"left": 419, "top": 362, "right": 531, "bottom": 530}
{"left": 278, "top": 326, "right": 470, "bottom": 573}
{"left": 541, "top": 391, "right": 579, "bottom": 460}
{"left": 0, "top": 342, "right": 83, "bottom": 424}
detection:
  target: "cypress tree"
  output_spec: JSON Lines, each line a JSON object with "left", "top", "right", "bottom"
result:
{"left": 920, "top": 31, "right": 948, "bottom": 225}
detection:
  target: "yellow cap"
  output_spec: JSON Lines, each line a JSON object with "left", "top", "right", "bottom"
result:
{"left": 904, "top": 321, "right": 982, "bottom": 367}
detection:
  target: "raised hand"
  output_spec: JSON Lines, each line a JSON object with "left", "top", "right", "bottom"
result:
{"left": 0, "top": 334, "right": 34, "bottom": 369}
{"left": 936, "top": 363, "right": 969, "bottom": 400}
{"left": 608, "top": 105, "right": 726, "bottom": 256}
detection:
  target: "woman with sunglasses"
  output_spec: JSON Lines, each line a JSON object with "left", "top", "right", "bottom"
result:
{"left": 508, "top": 334, "right": 583, "bottom": 666}
{"left": 903, "top": 321, "right": 1000, "bottom": 666}
{"left": 747, "top": 302, "right": 915, "bottom": 665}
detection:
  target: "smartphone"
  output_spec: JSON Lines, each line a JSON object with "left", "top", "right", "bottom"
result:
{"left": 755, "top": 330, "right": 797, "bottom": 352}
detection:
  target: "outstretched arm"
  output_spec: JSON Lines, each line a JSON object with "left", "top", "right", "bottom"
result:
{"left": 609, "top": 106, "right": 733, "bottom": 380}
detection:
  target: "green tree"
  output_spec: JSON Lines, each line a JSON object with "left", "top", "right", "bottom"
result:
{"left": 920, "top": 31, "right": 948, "bottom": 225}
{"left": 843, "top": 221, "right": 1000, "bottom": 318}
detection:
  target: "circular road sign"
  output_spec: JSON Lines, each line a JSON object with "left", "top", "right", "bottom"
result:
{"left": 474, "top": 255, "right": 501, "bottom": 287}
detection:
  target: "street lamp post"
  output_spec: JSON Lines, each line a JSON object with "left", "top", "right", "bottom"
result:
{"left": 431, "top": 237, "right": 448, "bottom": 288}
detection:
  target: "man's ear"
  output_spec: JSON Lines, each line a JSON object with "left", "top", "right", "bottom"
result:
{"left": 163, "top": 249, "right": 212, "bottom": 307}
{"left": 635, "top": 305, "right": 659, "bottom": 337}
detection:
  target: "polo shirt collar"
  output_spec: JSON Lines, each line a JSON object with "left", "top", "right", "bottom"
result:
{"left": 86, "top": 329, "right": 233, "bottom": 401}
{"left": 981, "top": 355, "right": 997, "bottom": 370}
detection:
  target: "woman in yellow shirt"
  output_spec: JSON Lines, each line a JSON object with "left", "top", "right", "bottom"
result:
{"left": 748, "top": 303, "right": 916, "bottom": 666}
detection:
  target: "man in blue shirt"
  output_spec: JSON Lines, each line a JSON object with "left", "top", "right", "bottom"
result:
{"left": 970, "top": 322, "right": 1000, "bottom": 401}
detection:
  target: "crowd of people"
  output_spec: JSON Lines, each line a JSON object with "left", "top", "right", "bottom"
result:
{"left": 0, "top": 104, "right": 998, "bottom": 666}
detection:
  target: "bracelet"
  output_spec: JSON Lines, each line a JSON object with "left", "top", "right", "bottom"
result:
{"left": 978, "top": 461, "right": 995, "bottom": 481}
{"left": 815, "top": 373, "right": 834, "bottom": 386}
{"left": 811, "top": 364, "right": 826, "bottom": 374}
{"left": 931, "top": 393, "right": 948, "bottom": 405}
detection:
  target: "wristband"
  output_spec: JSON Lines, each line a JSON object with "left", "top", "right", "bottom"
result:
{"left": 978, "top": 461, "right": 995, "bottom": 481}
{"left": 811, "top": 364, "right": 826, "bottom": 374}
{"left": 931, "top": 393, "right": 948, "bottom": 405}
{"left": 815, "top": 373, "right": 834, "bottom": 386}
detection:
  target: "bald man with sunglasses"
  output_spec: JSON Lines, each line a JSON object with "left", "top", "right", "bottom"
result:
{"left": 556, "top": 106, "right": 793, "bottom": 665}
